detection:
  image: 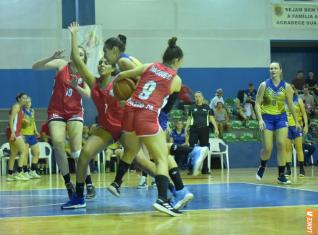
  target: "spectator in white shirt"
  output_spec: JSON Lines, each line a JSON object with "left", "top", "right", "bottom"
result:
{"left": 209, "top": 88, "right": 224, "bottom": 110}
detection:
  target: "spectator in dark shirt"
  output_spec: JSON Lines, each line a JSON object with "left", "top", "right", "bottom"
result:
{"left": 245, "top": 83, "right": 257, "bottom": 107}
{"left": 292, "top": 70, "right": 305, "bottom": 91}
{"left": 305, "top": 71, "right": 318, "bottom": 96}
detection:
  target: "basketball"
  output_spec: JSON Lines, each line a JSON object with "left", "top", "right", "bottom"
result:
{"left": 113, "top": 78, "right": 136, "bottom": 101}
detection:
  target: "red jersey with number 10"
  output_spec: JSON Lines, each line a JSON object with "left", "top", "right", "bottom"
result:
{"left": 126, "top": 63, "right": 176, "bottom": 113}
{"left": 48, "top": 64, "right": 84, "bottom": 115}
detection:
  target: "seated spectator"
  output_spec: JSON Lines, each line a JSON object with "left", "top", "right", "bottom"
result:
{"left": 105, "top": 142, "right": 124, "bottom": 172}
{"left": 245, "top": 83, "right": 257, "bottom": 108}
{"left": 292, "top": 70, "right": 306, "bottom": 91}
{"left": 214, "top": 102, "right": 230, "bottom": 138}
{"left": 236, "top": 90, "right": 256, "bottom": 120}
{"left": 209, "top": 88, "right": 224, "bottom": 110}
{"left": 300, "top": 86, "right": 315, "bottom": 116}
{"left": 39, "top": 121, "right": 51, "bottom": 144}
{"left": 303, "top": 125, "right": 316, "bottom": 166}
{"left": 169, "top": 120, "right": 189, "bottom": 169}
{"left": 233, "top": 98, "right": 247, "bottom": 121}
{"left": 305, "top": 71, "right": 318, "bottom": 96}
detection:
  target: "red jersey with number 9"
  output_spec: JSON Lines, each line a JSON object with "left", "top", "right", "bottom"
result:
{"left": 126, "top": 63, "right": 176, "bottom": 113}
{"left": 48, "top": 64, "right": 84, "bottom": 116}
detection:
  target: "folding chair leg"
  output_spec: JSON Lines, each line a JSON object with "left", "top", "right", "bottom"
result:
{"left": 207, "top": 153, "right": 211, "bottom": 172}
{"left": 220, "top": 155, "right": 224, "bottom": 169}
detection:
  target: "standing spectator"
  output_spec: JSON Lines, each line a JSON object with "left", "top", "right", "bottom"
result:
{"left": 214, "top": 102, "right": 230, "bottom": 138}
{"left": 169, "top": 120, "right": 188, "bottom": 169}
{"left": 300, "top": 86, "right": 315, "bottom": 116}
{"left": 187, "top": 91, "right": 219, "bottom": 174}
{"left": 292, "top": 70, "right": 306, "bottom": 91}
{"left": 305, "top": 71, "right": 317, "bottom": 95}
{"left": 209, "top": 88, "right": 224, "bottom": 110}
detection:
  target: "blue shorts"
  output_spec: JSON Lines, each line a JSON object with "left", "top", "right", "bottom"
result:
{"left": 158, "top": 111, "right": 169, "bottom": 131}
{"left": 262, "top": 113, "right": 288, "bottom": 131}
{"left": 288, "top": 126, "right": 302, "bottom": 139}
{"left": 24, "top": 135, "right": 38, "bottom": 146}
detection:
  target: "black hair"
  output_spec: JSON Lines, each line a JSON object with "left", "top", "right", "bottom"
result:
{"left": 104, "top": 37, "right": 126, "bottom": 53}
{"left": 117, "top": 34, "right": 127, "bottom": 47}
{"left": 16, "top": 92, "right": 27, "bottom": 102}
{"left": 237, "top": 90, "right": 245, "bottom": 104}
{"left": 162, "top": 37, "right": 183, "bottom": 64}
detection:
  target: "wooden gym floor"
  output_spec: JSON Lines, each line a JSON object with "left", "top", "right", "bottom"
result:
{"left": 0, "top": 167, "right": 317, "bottom": 235}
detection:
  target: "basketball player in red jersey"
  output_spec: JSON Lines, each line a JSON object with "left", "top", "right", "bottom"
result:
{"left": 32, "top": 45, "right": 94, "bottom": 199}
{"left": 6, "top": 93, "right": 29, "bottom": 181}
{"left": 62, "top": 22, "right": 125, "bottom": 208}
{"left": 105, "top": 35, "right": 198, "bottom": 212}
{"left": 109, "top": 37, "right": 184, "bottom": 216}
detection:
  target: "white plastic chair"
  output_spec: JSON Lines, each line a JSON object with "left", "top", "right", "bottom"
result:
{"left": 29, "top": 142, "right": 52, "bottom": 175}
{"left": 208, "top": 138, "right": 229, "bottom": 171}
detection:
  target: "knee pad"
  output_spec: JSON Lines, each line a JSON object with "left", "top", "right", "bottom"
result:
{"left": 70, "top": 150, "right": 81, "bottom": 159}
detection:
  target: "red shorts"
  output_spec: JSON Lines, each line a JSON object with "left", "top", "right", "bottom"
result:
{"left": 122, "top": 109, "right": 161, "bottom": 136}
{"left": 48, "top": 111, "right": 83, "bottom": 122}
{"left": 6, "top": 127, "right": 22, "bottom": 142}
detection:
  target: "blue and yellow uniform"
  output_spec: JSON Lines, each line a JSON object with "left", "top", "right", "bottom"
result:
{"left": 286, "top": 95, "right": 303, "bottom": 139}
{"left": 261, "top": 79, "right": 288, "bottom": 131}
{"left": 119, "top": 53, "right": 142, "bottom": 67}
{"left": 21, "top": 107, "right": 38, "bottom": 146}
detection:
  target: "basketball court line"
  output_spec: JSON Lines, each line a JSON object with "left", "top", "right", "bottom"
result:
{"left": 1, "top": 183, "right": 318, "bottom": 219}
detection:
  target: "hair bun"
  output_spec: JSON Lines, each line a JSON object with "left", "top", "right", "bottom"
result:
{"left": 168, "top": 37, "right": 177, "bottom": 48}
{"left": 118, "top": 34, "right": 127, "bottom": 45}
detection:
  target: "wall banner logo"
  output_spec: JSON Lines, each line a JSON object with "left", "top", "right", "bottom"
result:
{"left": 272, "top": 3, "right": 318, "bottom": 28}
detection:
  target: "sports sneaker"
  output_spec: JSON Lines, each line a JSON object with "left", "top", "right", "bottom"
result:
{"left": 190, "top": 146, "right": 209, "bottom": 176}
{"left": 61, "top": 194, "right": 86, "bottom": 209}
{"left": 107, "top": 182, "right": 120, "bottom": 197}
{"left": 86, "top": 184, "right": 96, "bottom": 199}
{"left": 14, "top": 172, "right": 30, "bottom": 181}
{"left": 277, "top": 175, "right": 291, "bottom": 184}
{"left": 137, "top": 176, "right": 148, "bottom": 189}
{"left": 299, "top": 167, "right": 305, "bottom": 177}
{"left": 23, "top": 172, "right": 33, "bottom": 179}
{"left": 6, "top": 174, "right": 16, "bottom": 181}
{"left": 28, "top": 170, "right": 41, "bottom": 179}
{"left": 65, "top": 182, "right": 75, "bottom": 199}
{"left": 153, "top": 198, "right": 182, "bottom": 217}
{"left": 256, "top": 166, "right": 265, "bottom": 180}
{"left": 171, "top": 187, "right": 194, "bottom": 210}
